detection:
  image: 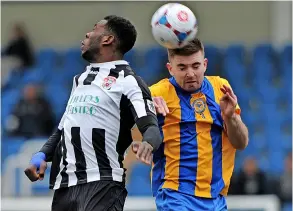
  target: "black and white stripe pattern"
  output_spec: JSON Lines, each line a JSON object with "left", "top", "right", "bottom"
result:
{"left": 50, "top": 60, "right": 155, "bottom": 190}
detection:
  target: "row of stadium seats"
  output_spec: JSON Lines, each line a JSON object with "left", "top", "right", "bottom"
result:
{"left": 1, "top": 42, "right": 291, "bottom": 211}
{"left": 2, "top": 43, "right": 292, "bottom": 172}
{"left": 3, "top": 43, "right": 291, "bottom": 87}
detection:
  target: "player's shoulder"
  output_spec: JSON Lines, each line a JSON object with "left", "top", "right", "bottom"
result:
{"left": 151, "top": 78, "right": 171, "bottom": 88}
{"left": 205, "top": 76, "right": 230, "bottom": 87}
{"left": 149, "top": 78, "right": 172, "bottom": 97}
{"left": 150, "top": 78, "right": 171, "bottom": 91}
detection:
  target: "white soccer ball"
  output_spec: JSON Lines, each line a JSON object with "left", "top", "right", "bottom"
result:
{"left": 151, "top": 3, "right": 198, "bottom": 49}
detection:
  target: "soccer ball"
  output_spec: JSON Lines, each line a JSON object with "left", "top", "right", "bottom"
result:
{"left": 151, "top": 3, "right": 198, "bottom": 49}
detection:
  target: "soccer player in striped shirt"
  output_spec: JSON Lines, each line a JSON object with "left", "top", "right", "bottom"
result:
{"left": 24, "top": 15, "right": 162, "bottom": 211}
{"left": 133, "top": 38, "right": 249, "bottom": 211}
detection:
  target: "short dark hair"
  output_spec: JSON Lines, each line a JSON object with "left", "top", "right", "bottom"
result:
{"left": 167, "top": 38, "right": 204, "bottom": 58}
{"left": 104, "top": 15, "right": 137, "bottom": 55}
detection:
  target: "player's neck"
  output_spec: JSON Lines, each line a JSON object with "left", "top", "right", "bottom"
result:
{"left": 92, "top": 50, "right": 123, "bottom": 64}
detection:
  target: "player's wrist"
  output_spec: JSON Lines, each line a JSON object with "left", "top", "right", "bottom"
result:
{"left": 30, "top": 152, "right": 46, "bottom": 167}
{"left": 223, "top": 113, "right": 237, "bottom": 123}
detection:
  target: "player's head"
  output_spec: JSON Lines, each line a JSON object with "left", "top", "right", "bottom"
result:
{"left": 81, "top": 15, "right": 137, "bottom": 63}
{"left": 166, "top": 38, "right": 207, "bottom": 92}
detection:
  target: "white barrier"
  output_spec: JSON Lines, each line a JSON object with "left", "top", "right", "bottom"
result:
{"left": 2, "top": 140, "right": 48, "bottom": 197}
{"left": 1, "top": 140, "right": 281, "bottom": 211}
{"left": 1, "top": 195, "right": 281, "bottom": 211}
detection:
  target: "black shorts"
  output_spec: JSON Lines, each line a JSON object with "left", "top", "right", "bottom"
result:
{"left": 51, "top": 180, "right": 128, "bottom": 211}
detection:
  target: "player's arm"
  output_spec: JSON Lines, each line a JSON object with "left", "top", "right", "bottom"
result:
{"left": 24, "top": 75, "right": 79, "bottom": 181}
{"left": 131, "top": 83, "right": 168, "bottom": 142}
{"left": 38, "top": 75, "right": 79, "bottom": 161}
{"left": 122, "top": 74, "right": 162, "bottom": 164}
{"left": 220, "top": 79, "right": 249, "bottom": 150}
{"left": 224, "top": 114, "right": 248, "bottom": 150}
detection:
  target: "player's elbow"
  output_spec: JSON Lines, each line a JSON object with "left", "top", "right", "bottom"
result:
{"left": 136, "top": 115, "right": 162, "bottom": 152}
{"left": 142, "top": 125, "right": 162, "bottom": 152}
{"left": 233, "top": 137, "right": 249, "bottom": 150}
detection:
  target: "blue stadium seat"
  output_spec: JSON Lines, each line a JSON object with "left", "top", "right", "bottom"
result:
{"left": 280, "top": 134, "right": 292, "bottom": 151}
{"left": 250, "top": 133, "right": 267, "bottom": 150}
{"left": 281, "top": 44, "right": 292, "bottom": 67}
{"left": 63, "top": 48, "right": 86, "bottom": 67}
{"left": 46, "top": 67, "right": 67, "bottom": 85}
{"left": 137, "top": 46, "right": 168, "bottom": 84}
{"left": 62, "top": 48, "right": 87, "bottom": 80}
{"left": 253, "top": 44, "right": 274, "bottom": 60}
{"left": 255, "top": 84, "right": 279, "bottom": 104}
{"left": 1, "top": 89, "right": 22, "bottom": 126}
{"left": 279, "top": 80, "right": 292, "bottom": 107}
{"left": 222, "top": 59, "right": 246, "bottom": 89}
{"left": 44, "top": 85, "right": 70, "bottom": 120}
{"left": 281, "top": 63, "right": 292, "bottom": 88}
{"left": 268, "top": 151, "right": 284, "bottom": 174}
{"left": 236, "top": 87, "right": 262, "bottom": 111}
{"left": 36, "top": 48, "right": 59, "bottom": 70}
{"left": 127, "top": 163, "right": 152, "bottom": 196}
{"left": 257, "top": 154, "right": 270, "bottom": 172}
{"left": 20, "top": 67, "right": 49, "bottom": 86}
{"left": 282, "top": 203, "right": 292, "bottom": 211}
{"left": 124, "top": 49, "right": 138, "bottom": 69}
{"left": 144, "top": 46, "right": 168, "bottom": 70}
{"left": 252, "top": 60, "right": 274, "bottom": 86}
{"left": 1, "top": 137, "right": 25, "bottom": 171}
{"left": 225, "top": 44, "right": 245, "bottom": 63}
{"left": 264, "top": 107, "right": 285, "bottom": 134}
{"left": 205, "top": 45, "right": 220, "bottom": 75}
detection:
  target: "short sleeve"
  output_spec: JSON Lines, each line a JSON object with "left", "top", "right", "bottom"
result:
{"left": 58, "top": 74, "right": 80, "bottom": 130}
{"left": 149, "top": 84, "right": 162, "bottom": 98}
{"left": 122, "top": 74, "right": 156, "bottom": 120}
{"left": 220, "top": 78, "right": 241, "bottom": 115}
{"left": 149, "top": 79, "right": 170, "bottom": 98}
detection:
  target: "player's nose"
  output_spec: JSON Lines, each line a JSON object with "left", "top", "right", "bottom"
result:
{"left": 186, "top": 68, "right": 195, "bottom": 77}
{"left": 85, "top": 33, "right": 90, "bottom": 39}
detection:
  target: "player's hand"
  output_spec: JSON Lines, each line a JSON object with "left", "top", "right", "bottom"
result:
{"left": 24, "top": 152, "right": 47, "bottom": 182}
{"left": 220, "top": 85, "right": 238, "bottom": 120}
{"left": 153, "top": 96, "right": 169, "bottom": 116}
{"left": 132, "top": 141, "right": 153, "bottom": 165}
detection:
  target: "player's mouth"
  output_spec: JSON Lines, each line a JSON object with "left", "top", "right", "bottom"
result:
{"left": 81, "top": 41, "right": 85, "bottom": 50}
{"left": 186, "top": 80, "right": 197, "bottom": 84}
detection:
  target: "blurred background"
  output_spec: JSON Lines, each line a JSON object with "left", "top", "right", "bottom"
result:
{"left": 1, "top": 1, "right": 292, "bottom": 211}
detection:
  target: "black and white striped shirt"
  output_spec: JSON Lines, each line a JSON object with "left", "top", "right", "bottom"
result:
{"left": 49, "top": 60, "right": 156, "bottom": 190}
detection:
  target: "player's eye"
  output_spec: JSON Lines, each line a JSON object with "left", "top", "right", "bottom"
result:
{"left": 178, "top": 66, "right": 186, "bottom": 71}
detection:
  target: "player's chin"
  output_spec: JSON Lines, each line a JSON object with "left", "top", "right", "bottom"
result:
{"left": 81, "top": 47, "right": 87, "bottom": 55}
{"left": 81, "top": 49, "right": 89, "bottom": 59}
{"left": 185, "top": 83, "right": 200, "bottom": 92}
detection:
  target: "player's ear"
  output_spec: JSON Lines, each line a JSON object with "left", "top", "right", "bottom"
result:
{"left": 101, "top": 35, "right": 115, "bottom": 46}
{"left": 166, "top": 63, "right": 174, "bottom": 76}
{"left": 203, "top": 58, "right": 208, "bottom": 73}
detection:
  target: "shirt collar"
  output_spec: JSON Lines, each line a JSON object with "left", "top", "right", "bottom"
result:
{"left": 90, "top": 60, "right": 128, "bottom": 67}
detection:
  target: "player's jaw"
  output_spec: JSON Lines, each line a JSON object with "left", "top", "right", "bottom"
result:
{"left": 184, "top": 78, "right": 201, "bottom": 91}
{"left": 81, "top": 34, "right": 100, "bottom": 62}
{"left": 81, "top": 32, "right": 92, "bottom": 54}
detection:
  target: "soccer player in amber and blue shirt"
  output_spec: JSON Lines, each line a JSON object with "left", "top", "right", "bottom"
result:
{"left": 147, "top": 38, "right": 249, "bottom": 211}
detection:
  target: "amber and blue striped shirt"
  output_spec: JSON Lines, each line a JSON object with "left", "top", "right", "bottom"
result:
{"left": 150, "top": 76, "right": 240, "bottom": 198}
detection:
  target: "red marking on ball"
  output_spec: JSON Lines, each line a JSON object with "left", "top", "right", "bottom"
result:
{"left": 177, "top": 11, "right": 188, "bottom": 22}
{"left": 173, "top": 29, "right": 180, "bottom": 35}
{"left": 165, "top": 23, "right": 172, "bottom": 28}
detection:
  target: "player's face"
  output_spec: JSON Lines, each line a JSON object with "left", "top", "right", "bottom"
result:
{"left": 81, "top": 20, "right": 114, "bottom": 62}
{"left": 167, "top": 50, "right": 207, "bottom": 92}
